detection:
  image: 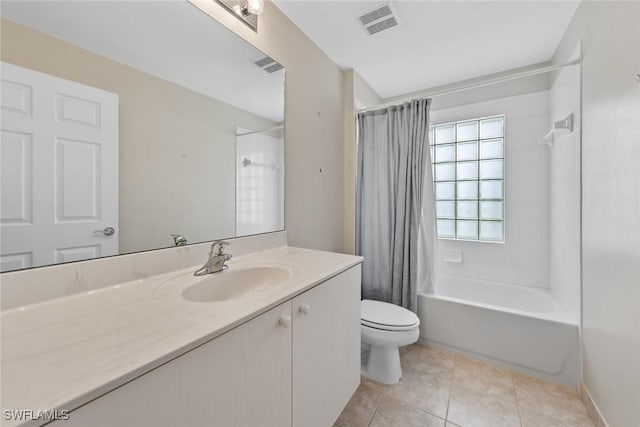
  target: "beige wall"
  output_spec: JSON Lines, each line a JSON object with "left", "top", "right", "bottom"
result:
{"left": 1, "top": 18, "right": 277, "bottom": 254}
{"left": 353, "top": 70, "right": 383, "bottom": 110}
{"left": 342, "top": 69, "right": 384, "bottom": 255}
{"left": 190, "top": 0, "right": 346, "bottom": 253}
{"left": 553, "top": 2, "right": 640, "bottom": 426}
{"left": 342, "top": 70, "right": 356, "bottom": 255}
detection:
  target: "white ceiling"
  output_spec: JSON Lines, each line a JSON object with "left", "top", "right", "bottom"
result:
{"left": 273, "top": 0, "right": 580, "bottom": 99}
{"left": 1, "top": 0, "right": 284, "bottom": 122}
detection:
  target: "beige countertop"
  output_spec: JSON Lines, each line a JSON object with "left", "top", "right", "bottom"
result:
{"left": 0, "top": 246, "right": 362, "bottom": 427}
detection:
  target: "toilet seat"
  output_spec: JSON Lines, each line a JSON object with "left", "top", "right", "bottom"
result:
{"left": 361, "top": 299, "right": 420, "bottom": 331}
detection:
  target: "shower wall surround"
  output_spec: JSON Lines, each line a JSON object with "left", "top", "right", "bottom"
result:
{"left": 430, "top": 90, "right": 551, "bottom": 289}
{"left": 551, "top": 2, "right": 640, "bottom": 426}
{"left": 549, "top": 52, "right": 581, "bottom": 324}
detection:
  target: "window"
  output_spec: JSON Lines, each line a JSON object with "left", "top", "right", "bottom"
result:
{"left": 429, "top": 115, "right": 504, "bottom": 242}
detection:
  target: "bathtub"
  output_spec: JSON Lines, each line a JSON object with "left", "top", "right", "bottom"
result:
{"left": 417, "top": 276, "right": 579, "bottom": 387}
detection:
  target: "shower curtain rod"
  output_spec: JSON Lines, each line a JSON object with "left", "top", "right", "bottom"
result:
{"left": 357, "top": 58, "right": 581, "bottom": 113}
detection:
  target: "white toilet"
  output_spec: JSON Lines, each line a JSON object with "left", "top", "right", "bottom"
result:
{"left": 360, "top": 299, "right": 420, "bottom": 385}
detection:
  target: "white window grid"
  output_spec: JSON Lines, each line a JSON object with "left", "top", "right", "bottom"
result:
{"left": 429, "top": 115, "right": 505, "bottom": 242}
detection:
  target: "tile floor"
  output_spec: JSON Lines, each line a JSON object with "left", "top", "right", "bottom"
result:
{"left": 335, "top": 344, "right": 594, "bottom": 427}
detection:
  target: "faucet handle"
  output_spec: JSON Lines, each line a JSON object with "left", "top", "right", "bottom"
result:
{"left": 211, "top": 240, "right": 231, "bottom": 255}
{"left": 171, "top": 234, "right": 188, "bottom": 246}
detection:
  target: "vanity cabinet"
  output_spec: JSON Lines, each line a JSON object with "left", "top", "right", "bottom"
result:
{"left": 51, "top": 301, "right": 293, "bottom": 427}
{"left": 292, "top": 265, "right": 361, "bottom": 426}
{"left": 51, "top": 265, "right": 361, "bottom": 427}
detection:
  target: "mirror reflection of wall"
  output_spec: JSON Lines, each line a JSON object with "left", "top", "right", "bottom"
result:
{"left": 0, "top": 1, "right": 284, "bottom": 272}
{"left": 235, "top": 126, "right": 285, "bottom": 237}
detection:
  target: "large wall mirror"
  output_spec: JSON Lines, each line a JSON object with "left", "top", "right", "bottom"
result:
{"left": 0, "top": 1, "right": 285, "bottom": 272}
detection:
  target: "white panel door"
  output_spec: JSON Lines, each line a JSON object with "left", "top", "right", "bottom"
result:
{"left": 292, "top": 265, "right": 362, "bottom": 427}
{"left": 0, "top": 62, "right": 118, "bottom": 272}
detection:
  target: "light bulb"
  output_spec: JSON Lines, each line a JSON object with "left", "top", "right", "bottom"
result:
{"left": 246, "top": 0, "right": 264, "bottom": 15}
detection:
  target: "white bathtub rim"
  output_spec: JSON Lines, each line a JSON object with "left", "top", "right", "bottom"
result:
{"left": 420, "top": 292, "right": 574, "bottom": 325}
{"left": 420, "top": 279, "right": 575, "bottom": 325}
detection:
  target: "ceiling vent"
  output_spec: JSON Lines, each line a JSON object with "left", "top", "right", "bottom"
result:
{"left": 357, "top": 2, "right": 399, "bottom": 36}
{"left": 253, "top": 56, "right": 284, "bottom": 73}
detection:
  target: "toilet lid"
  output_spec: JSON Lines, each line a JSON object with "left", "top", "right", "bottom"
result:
{"left": 361, "top": 299, "right": 419, "bottom": 331}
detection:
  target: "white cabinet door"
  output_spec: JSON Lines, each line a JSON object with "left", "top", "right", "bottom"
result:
{"left": 0, "top": 62, "right": 119, "bottom": 272}
{"left": 52, "top": 301, "right": 292, "bottom": 427}
{"left": 292, "top": 265, "right": 362, "bottom": 427}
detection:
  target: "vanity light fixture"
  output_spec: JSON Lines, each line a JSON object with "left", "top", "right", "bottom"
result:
{"left": 215, "top": 0, "right": 263, "bottom": 32}
{"left": 235, "top": 0, "right": 264, "bottom": 16}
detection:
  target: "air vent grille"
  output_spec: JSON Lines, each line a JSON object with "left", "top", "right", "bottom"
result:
{"left": 366, "top": 17, "right": 398, "bottom": 35}
{"left": 358, "top": 5, "right": 392, "bottom": 26}
{"left": 253, "top": 56, "right": 284, "bottom": 74}
{"left": 264, "top": 63, "right": 284, "bottom": 73}
{"left": 356, "top": 2, "right": 399, "bottom": 36}
{"left": 254, "top": 56, "right": 276, "bottom": 68}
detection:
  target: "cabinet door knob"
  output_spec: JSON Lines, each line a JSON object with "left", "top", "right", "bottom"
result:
{"left": 278, "top": 315, "right": 292, "bottom": 328}
{"left": 299, "top": 304, "right": 311, "bottom": 315}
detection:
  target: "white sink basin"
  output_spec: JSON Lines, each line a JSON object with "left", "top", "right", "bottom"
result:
{"left": 182, "top": 266, "right": 291, "bottom": 302}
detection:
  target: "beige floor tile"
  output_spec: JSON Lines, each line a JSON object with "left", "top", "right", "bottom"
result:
{"left": 361, "top": 375, "right": 393, "bottom": 394}
{"left": 384, "top": 369, "right": 452, "bottom": 418}
{"left": 520, "top": 406, "right": 595, "bottom": 427}
{"left": 339, "top": 347, "right": 595, "bottom": 427}
{"left": 447, "top": 383, "right": 521, "bottom": 427}
{"left": 452, "top": 356, "right": 516, "bottom": 404}
{"left": 399, "top": 345, "right": 410, "bottom": 356}
{"left": 401, "top": 344, "right": 455, "bottom": 379}
{"left": 514, "top": 373, "right": 592, "bottom": 426}
{"left": 369, "top": 395, "right": 446, "bottom": 427}
{"left": 334, "top": 379, "right": 385, "bottom": 427}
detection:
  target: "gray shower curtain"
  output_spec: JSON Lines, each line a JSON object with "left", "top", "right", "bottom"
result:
{"left": 356, "top": 98, "right": 432, "bottom": 312}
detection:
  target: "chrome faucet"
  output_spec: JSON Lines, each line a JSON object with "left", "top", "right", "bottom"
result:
{"left": 194, "top": 240, "right": 232, "bottom": 276}
{"left": 171, "top": 234, "right": 188, "bottom": 246}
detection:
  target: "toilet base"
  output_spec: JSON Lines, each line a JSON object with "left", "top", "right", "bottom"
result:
{"left": 362, "top": 345, "right": 402, "bottom": 385}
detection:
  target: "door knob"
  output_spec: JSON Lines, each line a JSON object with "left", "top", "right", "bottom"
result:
{"left": 278, "top": 315, "right": 292, "bottom": 328}
{"left": 94, "top": 227, "right": 115, "bottom": 236}
{"left": 299, "top": 304, "right": 311, "bottom": 315}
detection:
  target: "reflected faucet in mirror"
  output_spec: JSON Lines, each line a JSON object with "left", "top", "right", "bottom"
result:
{"left": 194, "top": 241, "right": 232, "bottom": 276}
{"left": 171, "top": 234, "right": 188, "bottom": 247}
